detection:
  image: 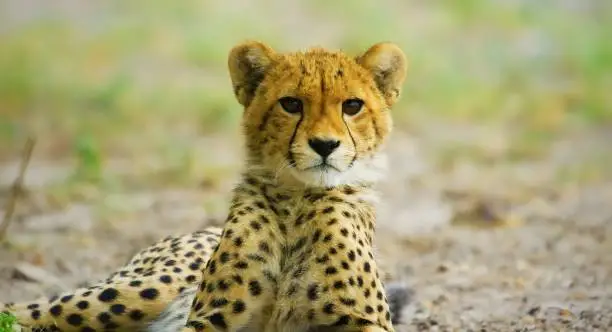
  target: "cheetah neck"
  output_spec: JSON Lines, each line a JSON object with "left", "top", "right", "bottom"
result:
{"left": 228, "top": 172, "right": 380, "bottom": 239}
{"left": 239, "top": 169, "right": 380, "bottom": 205}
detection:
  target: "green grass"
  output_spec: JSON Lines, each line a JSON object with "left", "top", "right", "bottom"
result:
{"left": 0, "top": 311, "right": 17, "bottom": 332}
{"left": 0, "top": 0, "right": 610, "bottom": 186}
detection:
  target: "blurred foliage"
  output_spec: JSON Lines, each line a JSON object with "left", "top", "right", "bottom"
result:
{"left": 0, "top": 0, "right": 610, "bottom": 169}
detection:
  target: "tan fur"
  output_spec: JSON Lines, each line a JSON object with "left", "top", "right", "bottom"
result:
{"left": 1, "top": 41, "right": 408, "bottom": 332}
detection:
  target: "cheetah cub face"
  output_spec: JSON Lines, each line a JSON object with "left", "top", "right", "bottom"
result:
{"left": 229, "top": 41, "right": 408, "bottom": 187}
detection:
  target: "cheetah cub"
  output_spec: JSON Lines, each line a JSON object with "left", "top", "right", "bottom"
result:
{"left": 1, "top": 41, "right": 409, "bottom": 332}
{"left": 149, "top": 41, "right": 409, "bottom": 332}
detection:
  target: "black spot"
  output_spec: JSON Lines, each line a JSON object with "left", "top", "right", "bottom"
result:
{"left": 60, "top": 295, "right": 73, "bottom": 303}
{"left": 341, "top": 261, "right": 350, "bottom": 270}
{"left": 98, "top": 288, "right": 119, "bottom": 302}
{"left": 234, "top": 261, "right": 249, "bottom": 269}
{"left": 129, "top": 280, "right": 142, "bottom": 287}
{"left": 325, "top": 266, "right": 338, "bottom": 275}
{"left": 250, "top": 220, "right": 261, "bottom": 231}
{"left": 322, "top": 206, "right": 334, "bottom": 214}
{"left": 129, "top": 309, "right": 145, "bottom": 321}
{"left": 66, "top": 313, "right": 83, "bottom": 326}
{"left": 186, "top": 275, "right": 197, "bottom": 283}
{"left": 258, "top": 242, "right": 271, "bottom": 254}
{"left": 323, "top": 302, "right": 335, "bottom": 314}
{"left": 76, "top": 300, "right": 89, "bottom": 310}
{"left": 364, "top": 262, "right": 371, "bottom": 272}
{"left": 139, "top": 288, "right": 159, "bottom": 300}
{"left": 333, "top": 315, "right": 351, "bottom": 326}
{"left": 232, "top": 274, "right": 244, "bottom": 284}
{"left": 248, "top": 280, "right": 262, "bottom": 296}
{"left": 218, "top": 252, "right": 230, "bottom": 264}
{"left": 27, "top": 304, "right": 39, "bottom": 310}
{"left": 340, "top": 297, "right": 356, "bottom": 306}
{"left": 343, "top": 187, "right": 356, "bottom": 195}
{"left": 98, "top": 312, "right": 112, "bottom": 324}
{"left": 233, "top": 237, "right": 243, "bottom": 247}
{"left": 333, "top": 280, "right": 345, "bottom": 289}
{"left": 193, "top": 300, "right": 203, "bottom": 312}
{"left": 312, "top": 229, "right": 322, "bottom": 243}
{"left": 340, "top": 228, "right": 349, "bottom": 237}
{"left": 218, "top": 279, "right": 230, "bottom": 291}
{"left": 247, "top": 253, "right": 267, "bottom": 263}
{"left": 110, "top": 303, "right": 126, "bottom": 315}
{"left": 210, "top": 298, "right": 229, "bottom": 308}
{"left": 187, "top": 320, "right": 205, "bottom": 329}
{"left": 189, "top": 261, "right": 202, "bottom": 271}
{"left": 81, "top": 326, "right": 95, "bottom": 332}
{"left": 365, "top": 305, "right": 374, "bottom": 314}
{"left": 294, "top": 214, "right": 305, "bottom": 226}
{"left": 49, "top": 304, "right": 62, "bottom": 317}
{"left": 357, "top": 317, "right": 373, "bottom": 326}
{"left": 208, "top": 312, "right": 228, "bottom": 329}
{"left": 104, "top": 322, "right": 120, "bottom": 329}
{"left": 159, "top": 275, "right": 172, "bottom": 284}
{"left": 208, "top": 260, "right": 217, "bottom": 274}
{"left": 30, "top": 310, "right": 41, "bottom": 320}
{"left": 233, "top": 300, "right": 246, "bottom": 313}
{"left": 315, "top": 255, "right": 329, "bottom": 264}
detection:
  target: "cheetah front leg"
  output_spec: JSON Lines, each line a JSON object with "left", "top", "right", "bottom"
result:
{"left": 176, "top": 195, "right": 283, "bottom": 331}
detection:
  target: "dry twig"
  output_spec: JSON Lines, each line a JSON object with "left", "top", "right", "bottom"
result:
{"left": 0, "top": 138, "right": 36, "bottom": 241}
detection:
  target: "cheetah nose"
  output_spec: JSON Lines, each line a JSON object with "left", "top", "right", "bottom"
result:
{"left": 308, "top": 138, "right": 340, "bottom": 158}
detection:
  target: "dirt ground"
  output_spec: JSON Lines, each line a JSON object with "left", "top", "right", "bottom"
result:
{"left": 1, "top": 124, "right": 611, "bottom": 332}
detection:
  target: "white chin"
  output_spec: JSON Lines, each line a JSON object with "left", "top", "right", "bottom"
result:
{"left": 289, "top": 154, "right": 388, "bottom": 188}
{"left": 291, "top": 167, "right": 345, "bottom": 187}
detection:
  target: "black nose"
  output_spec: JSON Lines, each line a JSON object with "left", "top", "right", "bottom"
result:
{"left": 308, "top": 138, "right": 340, "bottom": 158}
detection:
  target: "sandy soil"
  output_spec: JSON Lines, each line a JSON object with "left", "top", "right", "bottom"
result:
{"left": 1, "top": 125, "right": 611, "bottom": 331}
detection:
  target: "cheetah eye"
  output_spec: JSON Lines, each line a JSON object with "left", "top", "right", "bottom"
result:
{"left": 342, "top": 98, "right": 364, "bottom": 116}
{"left": 278, "top": 97, "right": 303, "bottom": 114}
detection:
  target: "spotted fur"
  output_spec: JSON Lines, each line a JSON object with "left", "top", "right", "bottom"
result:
{"left": 1, "top": 40, "right": 409, "bottom": 332}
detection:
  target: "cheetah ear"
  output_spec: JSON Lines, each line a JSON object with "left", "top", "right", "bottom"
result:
{"left": 228, "top": 41, "right": 276, "bottom": 107}
{"left": 356, "top": 42, "right": 408, "bottom": 107}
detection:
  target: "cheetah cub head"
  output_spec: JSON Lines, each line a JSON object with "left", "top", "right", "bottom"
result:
{"left": 229, "top": 41, "right": 407, "bottom": 187}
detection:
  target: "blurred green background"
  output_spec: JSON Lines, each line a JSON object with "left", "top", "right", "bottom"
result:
{"left": 0, "top": 0, "right": 610, "bottom": 187}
